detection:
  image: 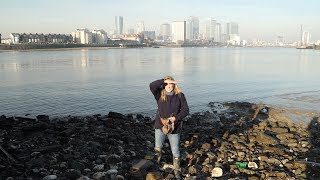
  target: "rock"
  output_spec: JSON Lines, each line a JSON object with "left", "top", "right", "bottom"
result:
{"left": 93, "top": 172, "right": 107, "bottom": 180}
{"left": 201, "top": 143, "right": 211, "bottom": 151}
{"left": 132, "top": 159, "right": 154, "bottom": 171}
{"left": 37, "top": 115, "right": 49, "bottom": 121}
{"left": 270, "top": 127, "right": 288, "bottom": 134}
{"left": 64, "top": 169, "right": 81, "bottom": 179}
{"left": 255, "top": 133, "right": 278, "bottom": 145}
{"left": 146, "top": 172, "right": 162, "bottom": 180}
{"left": 0, "top": 115, "right": 6, "bottom": 121}
{"left": 107, "top": 111, "right": 126, "bottom": 120}
{"left": 42, "top": 175, "right": 57, "bottom": 180}
{"left": 107, "top": 154, "right": 121, "bottom": 164}
{"left": 115, "top": 175, "right": 125, "bottom": 180}
{"left": 247, "top": 162, "right": 258, "bottom": 169}
{"left": 77, "top": 176, "right": 90, "bottom": 180}
{"left": 188, "top": 165, "right": 202, "bottom": 175}
{"left": 106, "top": 169, "right": 118, "bottom": 175}
{"left": 211, "top": 167, "right": 223, "bottom": 177}
{"left": 93, "top": 164, "right": 104, "bottom": 172}
{"left": 136, "top": 114, "right": 144, "bottom": 120}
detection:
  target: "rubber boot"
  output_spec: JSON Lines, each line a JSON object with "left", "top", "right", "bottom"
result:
{"left": 154, "top": 147, "right": 162, "bottom": 164}
{"left": 173, "top": 157, "right": 181, "bottom": 180}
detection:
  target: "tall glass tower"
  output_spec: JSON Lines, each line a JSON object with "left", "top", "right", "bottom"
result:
{"left": 186, "top": 16, "right": 199, "bottom": 41}
{"left": 115, "top": 16, "right": 123, "bottom": 35}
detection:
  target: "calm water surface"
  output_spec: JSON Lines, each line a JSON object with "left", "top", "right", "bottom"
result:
{"left": 0, "top": 47, "right": 320, "bottom": 117}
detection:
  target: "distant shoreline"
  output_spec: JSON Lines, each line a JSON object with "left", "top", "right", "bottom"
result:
{"left": 0, "top": 43, "right": 148, "bottom": 51}
{"left": 0, "top": 44, "right": 301, "bottom": 52}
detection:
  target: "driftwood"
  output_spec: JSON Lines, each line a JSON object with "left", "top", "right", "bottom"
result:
{"left": 0, "top": 145, "right": 16, "bottom": 163}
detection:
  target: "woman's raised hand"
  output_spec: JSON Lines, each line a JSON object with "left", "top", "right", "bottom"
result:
{"left": 164, "top": 79, "right": 177, "bottom": 84}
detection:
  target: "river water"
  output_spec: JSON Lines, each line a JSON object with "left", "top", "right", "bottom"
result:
{"left": 0, "top": 47, "right": 320, "bottom": 117}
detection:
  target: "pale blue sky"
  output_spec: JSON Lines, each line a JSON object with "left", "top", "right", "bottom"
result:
{"left": 1, "top": 0, "right": 320, "bottom": 41}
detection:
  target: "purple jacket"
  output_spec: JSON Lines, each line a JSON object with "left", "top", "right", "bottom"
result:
{"left": 149, "top": 79, "right": 189, "bottom": 133}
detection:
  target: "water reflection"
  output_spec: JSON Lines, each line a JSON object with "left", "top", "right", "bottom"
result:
{"left": 170, "top": 48, "right": 185, "bottom": 74}
{"left": 117, "top": 50, "right": 125, "bottom": 71}
{"left": 232, "top": 49, "right": 244, "bottom": 73}
{"left": 298, "top": 50, "right": 309, "bottom": 73}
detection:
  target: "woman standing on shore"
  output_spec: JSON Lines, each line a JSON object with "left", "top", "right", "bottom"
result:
{"left": 149, "top": 76, "right": 189, "bottom": 179}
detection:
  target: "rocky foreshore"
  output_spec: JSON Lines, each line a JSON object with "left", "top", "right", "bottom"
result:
{"left": 1, "top": 102, "right": 320, "bottom": 180}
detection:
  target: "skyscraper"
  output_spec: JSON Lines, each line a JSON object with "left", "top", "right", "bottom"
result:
{"left": 215, "top": 23, "right": 221, "bottom": 42}
{"left": 115, "top": 16, "right": 123, "bottom": 35}
{"left": 171, "top": 21, "right": 186, "bottom": 44}
{"left": 205, "top": 18, "right": 216, "bottom": 40}
{"left": 186, "top": 16, "right": 199, "bottom": 41}
{"left": 160, "top": 23, "right": 171, "bottom": 41}
{"left": 302, "top": 31, "right": 311, "bottom": 46}
{"left": 226, "top": 22, "right": 240, "bottom": 45}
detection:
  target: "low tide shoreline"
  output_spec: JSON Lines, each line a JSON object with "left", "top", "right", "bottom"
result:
{"left": 1, "top": 101, "right": 320, "bottom": 179}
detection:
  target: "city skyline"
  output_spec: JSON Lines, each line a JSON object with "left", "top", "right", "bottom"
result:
{"left": 1, "top": 0, "right": 320, "bottom": 42}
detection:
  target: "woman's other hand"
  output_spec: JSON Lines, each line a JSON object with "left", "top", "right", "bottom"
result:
{"left": 168, "top": 116, "right": 176, "bottom": 123}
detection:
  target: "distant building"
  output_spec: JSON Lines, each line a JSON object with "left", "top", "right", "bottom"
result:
{"left": 276, "top": 35, "right": 285, "bottom": 46}
{"left": 171, "top": 21, "right": 186, "bottom": 44}
{"left": 205, "top": 18, "right": 216, "bottom": 41}
{"left": 221, "top": 34, "right": 229, "bottom": 43}
{"left": 241, "top": 40, "right": 247, "bottom": 46}
{"left": 229, "top": 34, "right": 241, "bottom": 45}
{"left": 302, "top": 31, "right": 311, "bottom": 46}
{"left": 160, "top": 23, "right": 171, "bottom": 41}
{"left": 186, "top": 16, "right": 199, "bottom": 41}
{"left": 215, "top": 23, "right": 222, "bottom": 42}
{"left": 143, "top": 31, "right": 156, "bottom": 40}
{"left": 2, "top": 38, "right": 12, "bottom": 44}
{"left": 92, "top": 29, "right": 108, "bottom": 44}
{"left": 71, "top": 28, "right": 92, "bottom": 44}
{"left": 10, "top": 33, "right": 20, "bottom": 44}
{"left": 136, "top": 21, "right": 145, "bottom": 34}
{"left": 115, "top": 16, "right": 124, "bottom": 35}
{"left": 111, "top": 34, "right": 143, "bottom": 43}
{"left": 9, "top": 33, "right": 72, "bottom": 44}
{"left": 226, "top": 22, "right": 240, "bottom": 45}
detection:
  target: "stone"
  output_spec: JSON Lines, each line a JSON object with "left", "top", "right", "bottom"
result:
{"left": 132, "top": 159, "right": 154, "bottom": 171}
{"left": 201, "top": 143, "right": 211, "bottom": 151}
{"left": 93, "top": 164, "right": 104, "bottom": 171}
{"left": 37, "top": 115, "right": 49, "bottom": 121}
{"left": 77, "top": 176, "right": 90, "bottom": 180}
{"left": 107, "top": 111, "right": 127, "bottom": 120}
{"left": 93, "top": 172, "right": 107, "bottom": 180}
{"left": 146, "top": 172, "right": 162, "bottom": 180}
{"left": 107, "top": 154, "right": 121, "bottom": 164}
{"left": 42, "top": 175, "right": 57, "bottom": 180}
{"left": 248, "top": 162, "right": 258, "bottom": 169}
{"left": 211, "top": 167, "right": 223, "bottom": 177}
{"left": 270, "top": 127, "right": 288, "bottom": 134}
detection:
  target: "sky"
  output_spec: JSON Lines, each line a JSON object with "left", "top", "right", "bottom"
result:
{"left": 1, "top": 0, "right": 320, "bottom": 42}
